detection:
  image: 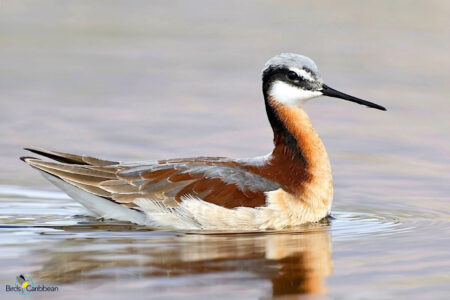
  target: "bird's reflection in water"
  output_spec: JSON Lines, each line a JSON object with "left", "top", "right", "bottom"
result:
{"left": 34, "top": 225, "right": 332, "bottom": 297}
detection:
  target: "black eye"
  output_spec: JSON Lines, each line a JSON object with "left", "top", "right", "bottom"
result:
{"left": 287, "top": 71, "right": 299, "bottom": 81}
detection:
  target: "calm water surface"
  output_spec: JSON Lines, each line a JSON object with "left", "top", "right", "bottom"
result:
{"left": 0, "top": 1, "right": 449, "bottom": 299}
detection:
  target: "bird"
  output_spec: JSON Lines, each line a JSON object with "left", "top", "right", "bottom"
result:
{"left": 16, "top": 275, "right": 29, "bottom": 289}
{"left": 21, "top": 53, "right": 386, "bottom": 231}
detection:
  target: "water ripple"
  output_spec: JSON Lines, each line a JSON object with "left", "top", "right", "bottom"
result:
{"left": 0, "top": 184, "right": 443, "bottom": 240}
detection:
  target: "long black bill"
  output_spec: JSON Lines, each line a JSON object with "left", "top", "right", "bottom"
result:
{"left": 321, "top": 84, "right": 386, "bottom": 111}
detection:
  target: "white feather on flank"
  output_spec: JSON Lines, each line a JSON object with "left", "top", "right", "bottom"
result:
{"left": 134, "top": 188, "right": 332, "bottom": 231}
{"left": 269, "top": 81, "right": 322, "bottom": 107}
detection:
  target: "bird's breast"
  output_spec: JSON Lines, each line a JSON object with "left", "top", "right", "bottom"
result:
{"left": 264, "top": 99, "right": 333, "bottom": 209}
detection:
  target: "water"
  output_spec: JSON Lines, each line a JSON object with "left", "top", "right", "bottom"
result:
{"left": 1, "top": 1, "right": 449, "bottom": 299}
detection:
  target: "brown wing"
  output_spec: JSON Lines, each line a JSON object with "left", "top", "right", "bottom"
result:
{"left": 21, "top": 147, "right": 280, "bottom": 210}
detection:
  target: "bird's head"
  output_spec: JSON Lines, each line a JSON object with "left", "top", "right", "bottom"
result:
{"left": 262, "top": 53, "right": 386, "bottom": 111}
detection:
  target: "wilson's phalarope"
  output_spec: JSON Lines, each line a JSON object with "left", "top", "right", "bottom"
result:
{"left": 21, "top": 53, "right": 386, "bottom": 230}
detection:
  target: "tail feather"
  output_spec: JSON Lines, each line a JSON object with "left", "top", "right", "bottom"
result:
{"left": 20, "top": 148, "right": 146, "bottom": 224}
{"left": 23, "top": 158, "right": 107, "bottom": 186}
{"left": 39, "top": 170, "right": 146, "bottom": 224}
{"left": 23, "top": 158, "right": 116, "bottom": 179}
{"left": 24, "top": 147, "right": 118, "bottom": 166}
{"left": 24, "top": 147, "right": 87, "bottom": 164}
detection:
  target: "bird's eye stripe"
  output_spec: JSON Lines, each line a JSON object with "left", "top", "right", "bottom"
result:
{"left": 288, "top": 68, "right": 315, "bottom": 81}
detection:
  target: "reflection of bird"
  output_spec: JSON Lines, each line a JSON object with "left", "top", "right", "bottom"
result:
{"left": 36, "top": 230, "right": 332, "bottom": 296}
{"left": 21, "top": 53, "right": 386, "bottom": 230}
{"left": 16, "top": 275, "right": 29, "bottom": 288}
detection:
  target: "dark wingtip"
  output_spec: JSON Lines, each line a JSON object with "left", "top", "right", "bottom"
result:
{"left": 22, "top": 146, "right": 88, "bottom": 164}
{"left": 24, "top": 147, "right": 44, "bottom": 156}
{"left": 20, "top": 156, "right": 37, "bottom": 163}
{"left": 22, "top": 147, "right": 43, "bottom": 162}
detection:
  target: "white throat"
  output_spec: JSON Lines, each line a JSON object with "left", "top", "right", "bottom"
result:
{"left": 269, "top": 81, "right": 322, "bottom": 106}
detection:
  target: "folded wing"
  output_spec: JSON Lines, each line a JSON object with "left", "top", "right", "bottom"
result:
{"left": 22, "top": 147, "right": 280, "bottom": 211}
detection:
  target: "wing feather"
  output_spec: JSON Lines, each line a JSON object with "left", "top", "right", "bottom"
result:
{"left": 24, "top": 159, "right": 116, "bottom": 179}
{"left": 64, "top": 179, "right": 112, "bottom": 198}
{"left": 25, "top": 147, "right": 118, "bottom": 166}
{"left": 22, "top": 148, "right": 280, "bottom": 212}
{"left": 99, "top": 180, "right": 140, "bottom": 193}
{"left": 25, "top": 159, "right": 106, "bottom": 186}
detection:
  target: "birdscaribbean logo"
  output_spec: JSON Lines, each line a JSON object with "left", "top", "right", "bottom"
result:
{"left": 5, "top": 274, "right": 59, "bottom": 295}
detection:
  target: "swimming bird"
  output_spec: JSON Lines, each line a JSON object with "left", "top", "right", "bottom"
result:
{"left": 21, "top": 53, "right": 386, "bottom": 230}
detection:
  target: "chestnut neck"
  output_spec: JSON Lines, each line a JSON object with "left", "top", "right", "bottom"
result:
{"left": 263, "top": 96, "right": 332, "bottom": 196}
